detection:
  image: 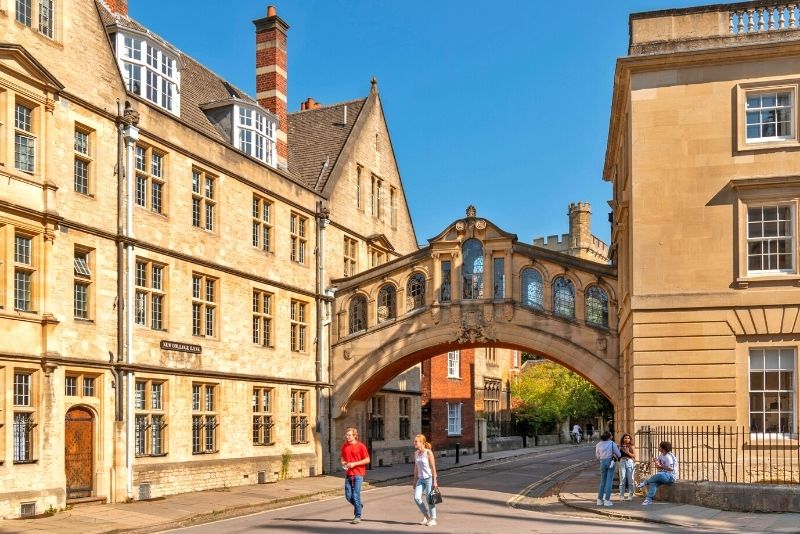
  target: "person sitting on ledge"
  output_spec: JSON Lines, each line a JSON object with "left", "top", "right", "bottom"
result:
{"left": 637, "top": 440, "right": 678, "bottom": 506}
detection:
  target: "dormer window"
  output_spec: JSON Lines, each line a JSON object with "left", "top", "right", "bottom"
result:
{"left": 112, "top": 31, "right": 181, "bottom": 115}
{"left": 236, "top": 106, "right": 276, "bottom": 166}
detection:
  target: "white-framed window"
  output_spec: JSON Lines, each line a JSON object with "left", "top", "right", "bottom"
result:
{"left": 64, "top": 372, "right": 96, "bottom": 398}
{"left": 290, "top": 389, "right": 309, "bottom": 444}
{"left": 290, "top": 299, "right": 307, "bottom": 352}
{"left": 447, "top": 350, "right": 460, "bottom": 378}
{"left": 14, "top": 233, "right": 35, "bottom": 312}
{"left": 135, "top": 259, "right": 166, "bottom": 330}
{"left": 749, "top": 347, "right": 795, "bottom": 434}
{"left": 746, "top": 203, "right": 795, "bottom": 275}
{"left": 115, "top": 32, "right": 180, "bottom": 114}
{"left": 15, "top": 0, "right": 54, "bottom": 38}
{"left": 13, "top": 370, "right": 37, "bottom": 463}
{"left": 135, "top": 379, "right": 167, "bottom": 456}
{"left": 191, "top": 274, "right": 216, "bottom": 337}
{"left": 235, "top": 105, "right": 276, "bottom": 167}
{"left": 14, "top": 102, "right": 35, "bottom": 174}
{"left": 746, "top": 91, "right": 793, "bottom": 143}
{"left": 252, "top": 196, "right": 272, "bottom": 252}
{"left": 252, "top": 289, "right": 272, "bottom": 347}
{"left": 343, "top": 236, "right": 358, "bottom": 276}
{"left": 74, "top": 126, "right": 92, "bottom": 195}
{"left": 290, "top": 213, "right": 307, "bottom": 264}
{"left": 74, "top": 247, "right": 92, "bottom": 320}
{"left": 134, "top": 144, "right": 166, "bottom": 214}
{"left": 253, "top": 387, "right": 274, "bottom": 446}
{"left": 191, "top": 169, "right": 215, "bottom": 231}
{"left": 447, "top": 402, "right": 462, "bottom": 436}
{"left": 191, "top": 383, "right": 218, "bottom": 454}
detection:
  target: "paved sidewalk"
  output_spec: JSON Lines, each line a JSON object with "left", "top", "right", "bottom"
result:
{"left": 558, "top": 463, "right": 800, "bottom": 533}
{"left": 0, "top": 444, "right": 557, "bottom": 534}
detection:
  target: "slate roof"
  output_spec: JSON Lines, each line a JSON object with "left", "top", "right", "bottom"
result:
{"left": 286, "top": 98, "right": 366, "bottom": 192}
{"left": 94, "top": 1, "right": 367, "bottom": 195}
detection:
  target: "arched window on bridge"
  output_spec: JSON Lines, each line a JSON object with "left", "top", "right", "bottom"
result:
{"left": 521, "top": 268, "right": 544, "bottom": 310}
{"left": 377, "top": 284, "right": 396, "bottom": 323}
{"left": 462, "top": 238, "right": 484, "bottom": 300}
{"left": 585, "top": 286, "right": 609, "bottom": 327}
{"left": 348, "top": 295, "right": 367, "bottom": 334}
{"left": 552, "top": 276, "right": 575, "bottom": 319}
{"left": 406, "top": 273, "right": 426, "bottom": 311}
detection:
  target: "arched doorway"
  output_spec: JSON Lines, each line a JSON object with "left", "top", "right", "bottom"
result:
{"left": 65, "top": 406, "right": 94, "bottom": 499}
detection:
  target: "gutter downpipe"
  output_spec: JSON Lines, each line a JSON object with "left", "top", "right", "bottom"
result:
{"left": 122, "top": 118, "right": 139, "bottom": 500}
{"left": 115, "top": 101, "right": 124, "bottom": 422}
{"left": 315, "top": 201, "right": 329, "bottom": 471}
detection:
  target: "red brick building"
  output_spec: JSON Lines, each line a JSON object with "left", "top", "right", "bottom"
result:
{"left": 420, "top": 349, "right": 476, "bottom": 451}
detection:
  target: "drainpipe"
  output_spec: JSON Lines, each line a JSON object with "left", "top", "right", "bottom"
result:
{"left": 315, "top": 201, "right": 330, "bottom": 470}
{"left": 115, "top": 101, "right": 125, "bottom": 422}
{"left": 122, "top": 113, "right": 139, "bottom": 500}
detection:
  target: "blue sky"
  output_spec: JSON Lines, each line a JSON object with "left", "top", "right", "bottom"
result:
{"left": 130, "top": 0, "right": 703, "bottom": 246}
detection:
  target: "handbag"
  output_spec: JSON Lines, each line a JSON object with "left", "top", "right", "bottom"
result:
{"left": 428, "top": 487, "right": 443, "bottom": 505}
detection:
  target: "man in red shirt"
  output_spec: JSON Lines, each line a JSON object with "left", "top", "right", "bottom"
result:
{"left": 340, "top": 426, "right": 370, "bottom": 524}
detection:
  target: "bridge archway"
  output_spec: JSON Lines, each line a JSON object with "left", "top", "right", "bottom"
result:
{"left": 328, "top": 209, "right": 618, "bottom": 465}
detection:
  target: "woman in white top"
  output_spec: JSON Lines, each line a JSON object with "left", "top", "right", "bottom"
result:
{"left": 637, "top": 441, "right": 678, "bottom": 506}
{"left": 412, "top": 434, "right": 439, "bottom": 527}
{"left": 595, "top": 431, "right": 621, "bottom": 507}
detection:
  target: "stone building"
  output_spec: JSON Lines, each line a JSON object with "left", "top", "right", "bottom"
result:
{"left": 606, "top": 3, "right": 800, "bottom": 435}
{"left": 533, "top": 202, "right": 609, "bottom": 263}
{"left": 0, "top": 0, "right": 418, "bottom": 517}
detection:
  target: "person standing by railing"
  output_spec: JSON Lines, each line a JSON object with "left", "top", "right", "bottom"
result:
{"left": 595, "top": 431, "right": 621, "bottom": 507}
{"left": 637, "top": 441, "right": 678, "bottom": 506}
{"left": 618, "top": 433, "right": 637, "bottom": 500}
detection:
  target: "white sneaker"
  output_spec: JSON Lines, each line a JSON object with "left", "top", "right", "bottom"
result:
{"left": 596, "top": 498, "right": 603, "bottom": 506}
{"left": 420, "top": 516, "right": 429, "bottom": 525}
{"left": 427, "top": 519, "right": 437, "bottom": 526}
{"left": 604, "top": 500, "right": 613, "bottom": 507}
{"left": 636, "top": 482, "right": 646, "bottom": 489}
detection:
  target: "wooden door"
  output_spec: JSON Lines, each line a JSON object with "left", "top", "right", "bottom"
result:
{"left": 65, "top": 407, "right": 94, "bottom": 499}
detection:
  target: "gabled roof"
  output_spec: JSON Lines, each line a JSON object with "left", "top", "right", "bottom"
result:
{"left": 287, "top": 97, "right": 367, "bottom": 193}
{"left": 365, "top": 234, "right": 396, "bottom": 252}
{"left": 0, "top": 44, "right": 64, "bottom": 91}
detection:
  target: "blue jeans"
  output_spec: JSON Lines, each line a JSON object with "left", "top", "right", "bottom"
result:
{"left": 597, "top": 458, "right": 615, "bottom": 501}
{"left": 414, "top": 477, "right": 436, "bottom": 519}
{"left": 644, "top": 471, "right": 675, "bottom": 499}
{"left": 344, "top": 475, "right": 363, "bottom": 518}
{"left": 619, "top": 458, "right": 635, "bottom": 496}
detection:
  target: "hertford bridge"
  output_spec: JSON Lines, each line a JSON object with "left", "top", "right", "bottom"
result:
{"left": 328, "top": 208, "right": 618, "bottom": 456}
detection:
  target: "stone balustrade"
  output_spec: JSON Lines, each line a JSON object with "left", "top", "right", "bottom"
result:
{"left": 730, "top": 3, "right": 800, "bottom": 34}
{"left": 629, "top": 2, "right": 800, "bottom": 54}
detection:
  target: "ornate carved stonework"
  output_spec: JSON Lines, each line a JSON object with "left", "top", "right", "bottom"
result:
{"left": 45, "top": 98, "right": 55, "bottom": 113}
{"left": 455, "top": 221, "right": 465, "bottom": 231}
{"left": 475, "top": 219, "right": 486, "bottom": 230}
{"left": 454, "top": 308, "right": 497, "bottom": 344}
{"left": 120, "top": 107, "right": 140, "bottom": 126}
{"left": 502, "top": 302, "right": 514, "bottom": 322}
{"left": 466, "top": 205, "right": 477, "bottom": 218}
{"left": 596, "top": 336, "right": 608, "bottom": 352}
{"left": 343, "top": 349, "right": 353, "bottom": 360}
{"left": 431, "top": 306, "right": 440, "bottom": 325}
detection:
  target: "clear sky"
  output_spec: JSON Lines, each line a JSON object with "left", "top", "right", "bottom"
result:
{"left": 130, "top": 0, "right": 703, "bottom": 247}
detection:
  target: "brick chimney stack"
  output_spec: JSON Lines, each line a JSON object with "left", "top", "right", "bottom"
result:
{"left": 104, "top": 0, "right": 128, "bottom": 15}
{"left": 254, "top": 5, "right": 289, "bottom": 167}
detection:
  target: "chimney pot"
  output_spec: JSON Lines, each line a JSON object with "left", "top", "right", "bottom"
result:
{"left": 267, "top": 5, "right": 277, "bottom": 17}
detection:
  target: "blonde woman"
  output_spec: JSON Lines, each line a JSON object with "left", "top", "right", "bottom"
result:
{"left": 412, "top": 434, "right": 438, "bottom": 526}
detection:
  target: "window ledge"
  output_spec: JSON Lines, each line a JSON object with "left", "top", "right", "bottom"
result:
{"left": 74, "top": 318, "right": 95, "bottom": 325}
{"left": 734, "top": 274, "right": 800, "bottom": 288}
{"left": 192, "top": 450, "right": 218, "bottom": 455}
{"left": 254, "top": 442, "right": 276, "bottom": 447}
{"left": 13, "top": 460, "right": 38, "bottom": 465}
{"left": 737, "top": 139, "right": 800, "bottom": 153}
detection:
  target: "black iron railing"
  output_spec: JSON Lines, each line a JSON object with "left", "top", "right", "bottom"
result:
{"left": 635, "top": 425, "right": 800, "bottom": 485}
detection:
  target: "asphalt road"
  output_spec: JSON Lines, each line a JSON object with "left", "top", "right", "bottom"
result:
{"left": 166, "top": 447, "right": 698, "bottom": 534}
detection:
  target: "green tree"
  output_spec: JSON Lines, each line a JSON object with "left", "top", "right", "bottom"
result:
{"left": 512, "top": 361, "right": 611, "bottom": 435}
